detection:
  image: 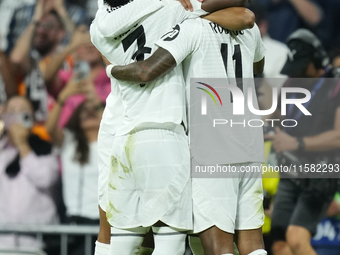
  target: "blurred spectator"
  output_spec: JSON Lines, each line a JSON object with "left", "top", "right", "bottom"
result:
{"left": 45, "top": 74, "right": 106, "bottom": 255}
{"left": 330, "top": 47, "right": 340, "bottom": 68}
{"left": 267, "top": 29, "right": 340, "bottom": 255}
{"left": 59, "top": 50, "right": 110, "bottom": 126}
{"left": 257, "top": 0, "right": 324, "bottom": 43}
{"left": 312, "top": 0, "right": 340, "bottom": 51}
{"left": 262, "top": 140, "right": 280, "bottom": 255}
{"left": 0, "top": 96, "right": 59, "bottom": 250}
{"left": 43, "top": 25, "right": 99, "bottom": 102}
{"left": 311, "top": 193, "right": 340, "bottom": 255}
{"left": 85, "top": 0, "right": 100, "bottom": 24}
{"left": 250, "top": 1, "right": 288, "bottom": 85}
{"left": 250, "top": 1, "right": 287, "bottom": 116}
{"left": 0, "top": 52, "right": 7, "bottom": 106}
{"left": 0, "top": 40, "right": 19, "bottom": 106}
{"left": 9, "top": 0, "right": 78, "bottom": 122}
{"left": 250, "top": 0, "right": 288, "bottom": 113}
{"left": 0, "top": 0, "right": 86, "bottom": 52}
{"left": 0, "top": 0, "right": 36, "bottom": 51}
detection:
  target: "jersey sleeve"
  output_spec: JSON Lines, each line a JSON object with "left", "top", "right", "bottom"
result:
{"left": 97, "top": 0, "right": 103, "bottom": 8}
{"left": 173, "top": 0, "right": 209, "bottom": 23}
{"left": 253, "top": 24, "right": 266, "bottom": 63}
{"left": 155, "top": 19, "right": 202, "bottom": 66}
{"left": 92, "top": 0, "right": 163, "bottom": 38}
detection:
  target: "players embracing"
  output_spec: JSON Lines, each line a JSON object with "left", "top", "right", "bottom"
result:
{"left": 91, "top": 0, "right": 267, "bottom": 254}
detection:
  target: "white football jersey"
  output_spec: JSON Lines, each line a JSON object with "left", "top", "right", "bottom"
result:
{"left": 156, "top": 19, "right": 266, "bottom": 164}
{"left": 90, "top": 0, "right": 207, "bottom": 135}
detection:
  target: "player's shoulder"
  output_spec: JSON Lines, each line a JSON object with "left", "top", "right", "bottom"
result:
{"left": 161, "top": 0, "right": 177, "bottom": 8}
{"left": 246, "top": 23, "right": 261, "bottom": 38}
{"left": 153, "top": 0, "right": 182, "bottom": 15}
{"left": 179, "top": 18, "right": 203, "bottom": 30}
{"left": 182, "top": 17, "right": 202, "bottom": 24}
{"left": 179, "top": 18, "right": 204, "bottom": 38}
{"left": 232, "top": 23, "right": 261, "bottom": 44}
{"left": 91, "top": 0, "right": 164, "bottom": 38}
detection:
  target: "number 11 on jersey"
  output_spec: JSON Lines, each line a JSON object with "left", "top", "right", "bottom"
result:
{"left": 220, "top": 43, "right": 243, "bottom": 102}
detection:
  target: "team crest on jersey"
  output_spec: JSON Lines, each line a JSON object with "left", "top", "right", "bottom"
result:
{"left": 162, "top": 25, "right": 180, "bottom": 41}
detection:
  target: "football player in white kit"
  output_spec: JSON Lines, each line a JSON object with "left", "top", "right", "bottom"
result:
{"left": 105, "top": 14, "right": 267, "bottom": 255}
{"left": 91, "top": 0, "right": 253, "bottom": 254}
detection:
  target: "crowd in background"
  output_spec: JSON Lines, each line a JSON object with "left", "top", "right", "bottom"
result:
{"left": 0, "top": 0, "right": 340, "bottom": 254}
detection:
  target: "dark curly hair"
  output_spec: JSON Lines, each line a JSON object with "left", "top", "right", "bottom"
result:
{"left": 103, "top": 0, "right": 132, "bottom": 8}
{"left": 65, "top": 102, "right": 89, "bottom": 165}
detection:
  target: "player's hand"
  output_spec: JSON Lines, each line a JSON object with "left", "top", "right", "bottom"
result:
{"left": 269, "top": 127, "right": 298, "bottom": 153}
{"left": 177, "top": 0, "right": 194, "bottom": 11}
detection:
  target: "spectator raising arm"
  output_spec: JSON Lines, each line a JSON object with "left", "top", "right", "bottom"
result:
{"left": 48, "top": 0, "right": 76, "bottom": 35}
{"left": 9, "top": 0, "right": 45, "bottom": 74}
{"left": 43, "top": 26, "right": 91, "bottom": 89}
{"left": 289, "top": 0, "right": 323, "bottom": 25}
{"left": 0, "top": 49, "right": 18, "bottom": 98}
{"left": 45, "top": 77, "right": 82, "bottom": 147}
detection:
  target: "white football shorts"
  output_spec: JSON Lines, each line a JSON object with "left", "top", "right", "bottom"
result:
{"left": 97, "top": 124, "right": 115, "bottom": 212}
{"left": 192, "top": 162, "right": 264, "bottom": 234}
{"left": 106, "top": 127, "right": 192, "bottom": 230}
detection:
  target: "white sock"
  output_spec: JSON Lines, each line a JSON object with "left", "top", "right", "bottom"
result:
{"left": 152, "top": 226, "right": 187, "bottom": 255}
{"left": 94, "top": 241, "right": 110, "bottom": 255}
{"left": 109, "top": 226, "right": 149, "bottom": 255}
{"left": 248, "top": 249, "right": 267, "bottom": 255}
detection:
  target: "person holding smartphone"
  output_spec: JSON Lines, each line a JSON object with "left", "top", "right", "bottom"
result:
{"left": 0, "top": 96, "right": 59, "bottom": 251}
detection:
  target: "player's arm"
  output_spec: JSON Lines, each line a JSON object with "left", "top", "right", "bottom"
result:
{"left": 201, "top": 0, "right": 248, "bottom": 13}
{"left": 203, "top": 7, "right": 255, "bottom": 30}
{"left": 97, "top": 206, "right": 111, "bottom": 244}
{"left": 178, "top": 0, "right": 249, "bottom": 12}
{"left": 108, "top": 48, "right": 176, "bottom": 83}
{"left": 253, "top": 24, "right": 266, "bottom": 75}
{"left": 254, "top": 58, "right": 265, "bottom": 75}
{"left": 108, "top": 20, "right": 200, "bottom": 84}
{"left": 93, "top": 0, "right": 163, "bottom": 38}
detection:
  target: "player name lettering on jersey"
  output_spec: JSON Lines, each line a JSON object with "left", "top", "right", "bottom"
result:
{"left": 209, "top": 22, "right": 244, "bottom": 36}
